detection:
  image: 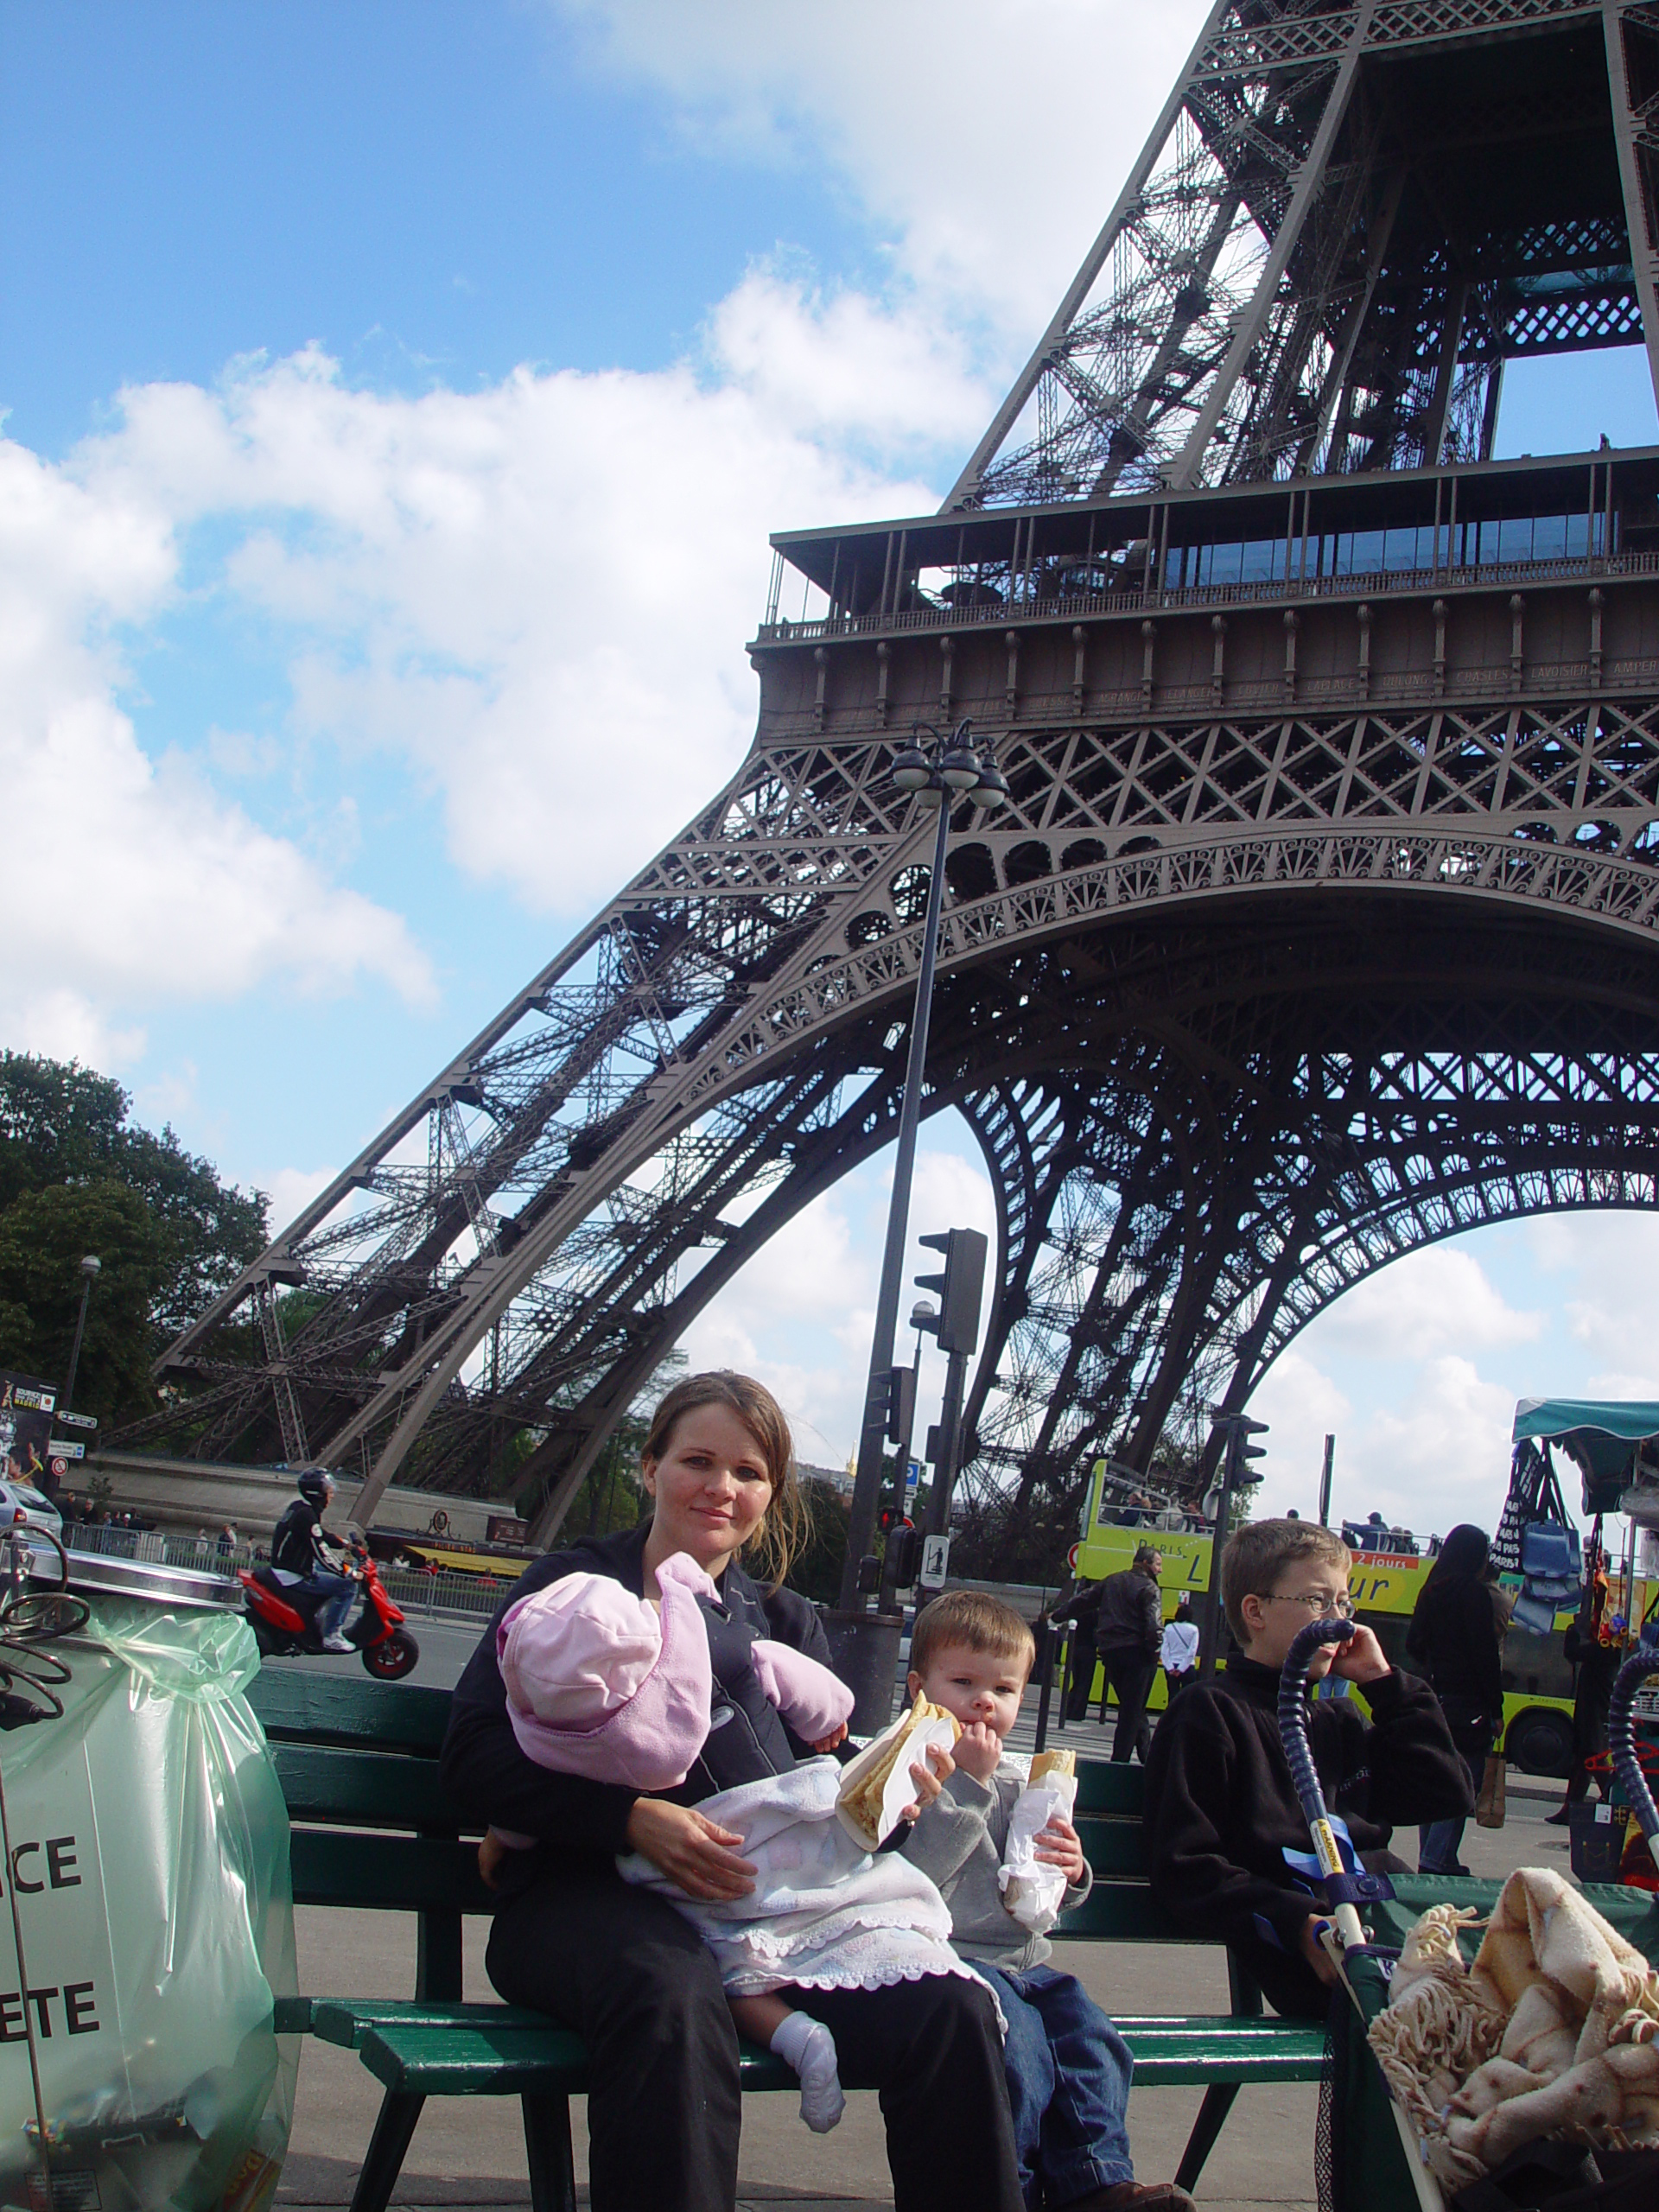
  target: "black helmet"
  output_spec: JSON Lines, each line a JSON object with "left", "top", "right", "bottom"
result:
{"left": 297, "top": 1468, "right": 334, "bottom": 1507}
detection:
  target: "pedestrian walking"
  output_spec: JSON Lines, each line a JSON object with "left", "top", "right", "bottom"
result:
{"left": 1093, "top": 1544, "right": 1163, "bottom": 1763}
{"left": 1160, "top": 1591, "right": 1198, "bottom": 1700}
{"left": 1405, "top": 1523, "right": 1503, "bottom": 1876}
{"left": 1047, "top": 1573, "right": 1104, "bottom": 1720}
{"left": 1548, "top": 1619, "right": 1620, "bottom": 1822}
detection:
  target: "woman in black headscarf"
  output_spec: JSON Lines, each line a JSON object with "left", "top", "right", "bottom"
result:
{"left": 1406, "top": 1523, "right": 1504, "bottom": 1876}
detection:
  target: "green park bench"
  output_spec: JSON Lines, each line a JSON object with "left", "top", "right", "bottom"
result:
{"left": 246, "top": 1669, "right": 1343, "bottom": 2212}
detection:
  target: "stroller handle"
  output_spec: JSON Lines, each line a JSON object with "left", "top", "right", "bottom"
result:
{"left": 1278, "top": 1614, "right": 1367, "bottom": 1953}
{"left": 1607, "top": 1648, "right": 1659, "bottom": 1846}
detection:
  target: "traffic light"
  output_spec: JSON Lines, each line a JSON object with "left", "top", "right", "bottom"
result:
{"left": 888, "top": 1523, "right": 923, "bottom": 1588}
{"left": 914, "top": 1228, "right": 988, "bottom": 1357}
{"left": 883, "top": 1364, "right": 917, "bottom": 1446}
{"left": 1224, "top": 1414, "right": 1268, "bottom": 1486}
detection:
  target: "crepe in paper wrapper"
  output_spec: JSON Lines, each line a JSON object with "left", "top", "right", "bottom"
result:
{"left": 836, "top": 1695, "right": 960, "bottom": 1849}
{"left": 1000, "top": 1747, "right": 1079, "bottom": 1934}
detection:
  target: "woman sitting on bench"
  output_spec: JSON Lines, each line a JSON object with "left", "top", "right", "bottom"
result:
{"left": 442, "top": 1370, "right": 1024, "bottom": 2212}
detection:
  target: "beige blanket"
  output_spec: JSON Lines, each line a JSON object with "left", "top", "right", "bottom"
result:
{"left": 1368, "top": 1868, "right": 1659, "bottom": 2190}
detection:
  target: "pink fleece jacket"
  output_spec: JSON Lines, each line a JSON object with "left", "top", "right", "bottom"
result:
{"left": 495, "top": 1550, "right": 853, "bottom": 1794}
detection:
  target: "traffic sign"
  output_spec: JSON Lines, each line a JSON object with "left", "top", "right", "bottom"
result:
{"left": 48, "top": 1457, "right": 68, "bottom": 1484}
{"left": 1066, "top": 1541, "right": 1080, "bottom": 1570}
{"left": 55, "top": 1410, "right": 98, "bottom": 1430}
{"left": 919, "top": 1532, "right": 951, "bottom": 1589}
{"left": 48, "top": 1439, "right": 86, "bottom": 1460}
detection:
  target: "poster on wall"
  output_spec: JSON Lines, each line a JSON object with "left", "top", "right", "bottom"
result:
{"left": 0, "top": 1372, "right": 58, "bottom": 1494}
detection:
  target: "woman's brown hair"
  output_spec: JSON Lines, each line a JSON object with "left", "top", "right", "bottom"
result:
{"left": 641, "top": 1370, "right": 808, "bottom": 1591}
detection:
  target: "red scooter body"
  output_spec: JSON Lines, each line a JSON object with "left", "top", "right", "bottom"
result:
{"left": 241, "top": 1535, "right": 419, "bottom": 1679}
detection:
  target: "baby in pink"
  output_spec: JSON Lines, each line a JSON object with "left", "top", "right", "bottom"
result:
{"left": 485, "top": 1552, "right": 857, "bottom": 2129}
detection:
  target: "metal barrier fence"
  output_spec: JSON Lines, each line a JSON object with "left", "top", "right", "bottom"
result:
{"left": 59, "top": 1521, "right": 517, "bottom": 1620}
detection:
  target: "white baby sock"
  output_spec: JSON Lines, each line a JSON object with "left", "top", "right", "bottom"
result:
{"left": 769, "top": 2010, "right": 845, "bottom": 2133}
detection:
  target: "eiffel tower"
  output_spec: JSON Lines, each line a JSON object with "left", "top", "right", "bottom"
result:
{"left": 142, "top": 0, "right": 1659, "bottom": 1561}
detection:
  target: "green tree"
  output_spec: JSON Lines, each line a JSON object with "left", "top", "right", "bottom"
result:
{"left": 0, "top": 1052, "right": 268, "bottom": 1422}
{"left": 789, "top": 1477, "right": 850, "bottom": 1607}
{"left": 0, "top": 1183, "right": 158, "bottom": 1423}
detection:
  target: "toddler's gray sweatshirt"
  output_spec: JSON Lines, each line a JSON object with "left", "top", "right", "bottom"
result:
{"left": 900, "top": 1758, "right": 1092, "bottom": 1973}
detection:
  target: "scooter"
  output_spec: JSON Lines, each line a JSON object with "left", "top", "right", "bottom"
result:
{"left": 240, "top": 1532, "right": 419, "bottom": 1679}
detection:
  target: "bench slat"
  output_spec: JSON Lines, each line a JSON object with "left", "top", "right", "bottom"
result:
{"left": 1071, "top": 1817, "right": 1146, "bottom": 1878}
{"left": 289, "top": 1829, "right": 490, "bottom": 1913}
{"left": 312, "top": 1999, "right": 552, "bottom": 2049}
{"left": 353, "top": 2015, "right": 1322, "bottom": 2099}
{"left": 1071, "top": 1763, "right": 1148, "bottom": 1817}
{"left": 275, "top": 1743, "right": 463, "bottom": 1831}
{"left": 250, "top": 1669, "right": 454, "bottom": 1753}
{"left": 1056, "top": 1883, "right": 1198, "bottom": 1942}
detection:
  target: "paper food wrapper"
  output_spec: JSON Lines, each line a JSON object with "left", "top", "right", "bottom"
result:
{"left": 835, "top": 1709, "right": 960, "bottom": 1850}
{"left": 998, "top": 1769, "right": 1078, "bottom": 1933}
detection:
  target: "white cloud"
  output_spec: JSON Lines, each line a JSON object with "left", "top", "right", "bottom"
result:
{"left": 554, "top": 1, "right": 1210, "bottom": 339}
{"left": 708, "top": 269, "right": 994, "bottom": 457}
{"left": 1314, "top": 1245, "right": 1542, "bottom": 1362}
{"left": 1522, "top": 1215, "right": 1659, "bottom": 1386}
{"left": 264, "top": 1166, "right": 340, "bottom": 1240}
{"left": 0, "top": 425, "right": 433, "bottom": 1058}
{"left": 64, "top": 343, "right": 944, "bottom": 924}
{"left": 1250, "top": 1342, "right": 1517, "bottom": 1540}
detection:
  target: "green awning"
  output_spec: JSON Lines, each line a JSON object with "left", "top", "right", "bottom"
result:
{"left": 1513, "top": 1398, "right": 1659, "bottom": 1511}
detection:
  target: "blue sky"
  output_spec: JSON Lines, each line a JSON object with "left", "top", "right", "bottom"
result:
{"left": 7, "top": 0, "right": 1659, "bottom": 1541}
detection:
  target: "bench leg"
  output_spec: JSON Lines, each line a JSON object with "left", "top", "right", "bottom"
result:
{"left": 1175, "top": 2082, "right": 1238, "bottom": 2193}
{"left": 521, "top": 2092, "right": 577, "bottom": 2212}
{"left": 348, "top": 2089, "right": 425, "bottom": 2212}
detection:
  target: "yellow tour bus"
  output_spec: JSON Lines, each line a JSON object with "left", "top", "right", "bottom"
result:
{"left": 1069, "top": 1458, "right": 1654, "bottom": 1777}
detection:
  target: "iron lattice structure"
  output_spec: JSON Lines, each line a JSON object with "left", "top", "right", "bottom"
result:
{"left": 143, "top": 0, "right": 1659, "bottom": 1563}
{"left": 953, "top": 0, "right": 1659, "bottom": 505}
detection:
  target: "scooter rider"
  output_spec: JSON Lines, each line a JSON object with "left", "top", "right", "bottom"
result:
{"left": 272, "top": 1470, "right": 357, "bottom": 1652}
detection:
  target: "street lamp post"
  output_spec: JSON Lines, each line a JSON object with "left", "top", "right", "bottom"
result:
{"left": 60, "top": 1254, "right": 101, "bottom": 1413}
{"left": 826, "top": 721, "right": 1008, "bottom": 1731}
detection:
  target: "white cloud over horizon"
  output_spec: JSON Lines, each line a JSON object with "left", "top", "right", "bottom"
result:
{"left": 554, "top": 1, "right": 1208, "bottom": 340}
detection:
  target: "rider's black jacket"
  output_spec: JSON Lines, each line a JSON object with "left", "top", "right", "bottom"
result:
{"left": 440, "top": 1521, "right": 834, "bottom": 1866}
{"left": 271, "top": 1497, "right": 331, "bottom": 1576}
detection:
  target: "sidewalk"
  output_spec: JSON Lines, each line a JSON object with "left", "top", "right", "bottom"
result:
{"left": 276, "top": 1789, "right": 1568, "bottom": 2210}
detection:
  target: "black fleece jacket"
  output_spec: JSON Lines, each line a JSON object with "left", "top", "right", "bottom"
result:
{"left": 1142, "top": 1656, "right": 1472, "bottom": 1957}
{"left": 439, "top": 1521, "right": 831, "bottom": 1864}
{"left": 1405, "top": 1577, "right": 1503, "bottom": 1719}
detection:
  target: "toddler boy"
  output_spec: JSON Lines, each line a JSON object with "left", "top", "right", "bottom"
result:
{"left": 903, "top": 1590, "right": 1192, "bottom": 2212}
{"left": 1143, "top": 1519, "right": 1471, "bottom": 2020}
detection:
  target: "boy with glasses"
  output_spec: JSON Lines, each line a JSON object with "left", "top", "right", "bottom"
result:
{"left": 1143, "top": 1520, "right": 1471, "bottom": 2020}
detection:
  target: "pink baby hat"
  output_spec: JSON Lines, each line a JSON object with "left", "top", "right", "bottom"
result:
{"left": 497, "top": 1553, "right": 717, "bottom": 1792}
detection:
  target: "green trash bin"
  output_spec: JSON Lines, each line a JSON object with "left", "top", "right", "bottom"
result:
{"left": 0, "top": 1553, "right": 297, "bottom": 2212}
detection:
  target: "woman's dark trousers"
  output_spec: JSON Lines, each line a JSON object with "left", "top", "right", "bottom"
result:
{"left": 487, "top": 1859, "right": 741, "bottom": 2212}
{"left": 487, "top": 1860, "right": 1025, "bottom": 2212}
{"left": 789, "top": 1973, "right": 1024, "bottom": 2211}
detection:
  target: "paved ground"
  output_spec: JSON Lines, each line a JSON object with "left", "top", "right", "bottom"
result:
{"left": 274, "top": 1767, "right": 1573, "bottom": 2211}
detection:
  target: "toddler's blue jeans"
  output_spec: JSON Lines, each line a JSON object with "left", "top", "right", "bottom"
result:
{"left": 979, "top": 1962, "right": 1135, "bottom": 2210}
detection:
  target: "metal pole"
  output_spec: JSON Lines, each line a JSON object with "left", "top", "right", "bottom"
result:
{"left": 60, "top": 1262, "right": 99, "bottom": 1411}
{"left": 1033, "top": 1618, "right": 1057, "bottom": 1753}
{"left": 876, "top": 1319, "right": 930, "bottom": 1617}
{"left": 922, "top": 1346, "right": 969, "bottom": 1542}
{"left": 828, "top": 789, "right": 955, "bottom": 1729}
{"left": 1319, "top": 1434, "right": 1335, "bottom": 1527}
{"left": 1198, "top": 1426, "right": 1240, "bottom": 1681}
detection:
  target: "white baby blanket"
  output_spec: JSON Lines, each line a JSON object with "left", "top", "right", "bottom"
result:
{"left": 619, "top": 1758, "right": 997, "bottom": 2005}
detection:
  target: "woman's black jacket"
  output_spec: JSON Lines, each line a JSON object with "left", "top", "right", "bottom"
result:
{"left": 440, "top": 1522, "right": 833, "bottom": 1867}
{"left": 1404, "top": 1575, "right": 1504, "bottom": 1722}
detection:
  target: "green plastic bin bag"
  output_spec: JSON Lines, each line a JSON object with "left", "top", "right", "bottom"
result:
{"left": 0, "top": 1602, "right": 297, "bottom": 2212}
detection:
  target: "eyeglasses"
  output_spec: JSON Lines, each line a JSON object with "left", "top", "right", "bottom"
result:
{"left": 1257, "top": 1592, "right": 1357, "bottom": 1619}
